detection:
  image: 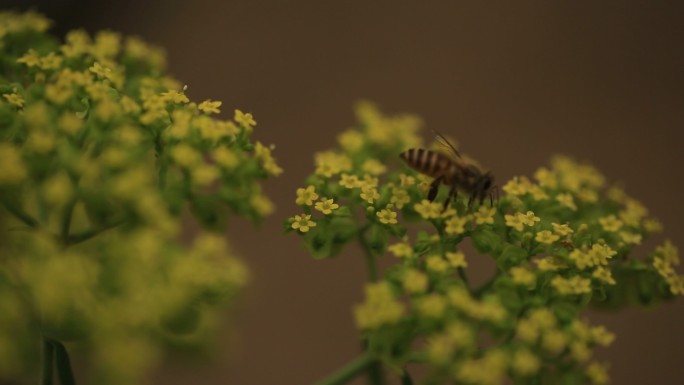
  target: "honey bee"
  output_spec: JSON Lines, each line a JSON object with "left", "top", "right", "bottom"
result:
{"left": 399, "top": 131, "right": 498, "bottom": 211}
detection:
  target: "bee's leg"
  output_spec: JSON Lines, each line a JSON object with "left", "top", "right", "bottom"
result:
{"left": 427, "top": 176, "right": 444, "bottom": 202}
{"left": 442, "top": 185, "right": 458, "bottom": 212}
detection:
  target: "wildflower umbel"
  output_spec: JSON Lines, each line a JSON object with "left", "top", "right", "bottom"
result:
{"left": 287, "top": 103, "right": 679, "bottom": 385}
{"left": 0, "top": 11, "right": 279, "bottom": 383}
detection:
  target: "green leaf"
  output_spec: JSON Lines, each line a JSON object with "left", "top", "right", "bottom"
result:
{"left": 471, "top": 228, "right": 503, "bottom": 255}
{"left": 496, "top": 244, "right": 528, "bottom": 269}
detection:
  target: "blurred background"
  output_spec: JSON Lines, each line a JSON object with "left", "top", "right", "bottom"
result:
{"left": 4, "top": 1, "right": 684, "bottom": 384}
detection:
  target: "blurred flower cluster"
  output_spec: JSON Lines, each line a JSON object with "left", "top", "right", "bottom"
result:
{"left": 0, "top": 11, "right": 279, "bottom": 384}
{"left": 286, "top": 102, "right": 681, "bottom": 385}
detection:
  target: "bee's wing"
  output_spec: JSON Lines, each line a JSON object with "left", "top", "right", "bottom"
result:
{"left": 431, "top": 128, "right": 462, "bottom": 159}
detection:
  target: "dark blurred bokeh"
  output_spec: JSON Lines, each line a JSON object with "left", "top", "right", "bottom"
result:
{"left": 4, "top": 1, "right": 684, "bottom": 384}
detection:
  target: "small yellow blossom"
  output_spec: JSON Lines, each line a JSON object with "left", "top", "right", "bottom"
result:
{"left": 512, "top": 349, "right": 540, "bottom": 376}
{"left": 521, "top": 211, "right": 541, "bottom": 226}
{"left": 17, "top": 49, "right": 41, "bottom": 67}
{"left": 360, "top": 185, "right": 380, "bottom": 204}
{"left": 337, "top": 129, "right": 364, "bottom": 152}
{"left": 577, "top": 188, "right": 598, "bottom": 203}
{"left": 473, "top": 206, "right": 496, "bottom": 225}
{"left": 295, "top": 185, "right": 318, "bottom": 206}
{"left": 643, "top": 218, "right": 663, "bottom": 233}
{"left": 534, "top": 257, "right": 564, "bottom": 272}
{"left": 505, "top": 213, "right": 526, "bottom": 232}
{"left": 502, "top": 176, "right": 532, "bottom": 196}
{"left": 354, "top": 282, "right": 404, "bottom": 329}
{"left": 414, "top": 199, "right": 442, "bottom": 220}
{"left": 598, "top": 215, "right": 622, "bottom": 232}
{"left": 315, "top": 198, "right": 339, "bottom": 215}
{"left": 291, "top": 214, "right": 316, "bottom": 233}
{"left": 170, "top": 144, "right": 201, "bottom": 167}
{"left": 161, "top": 89, "right": 189, "bottom": 104}
{"left": 399, "top": 174, "right": 415, "bottom": 187}
{"left": 445, "top": 215, "right": 469, "bottom": 235}
{"left": 390, "top": 188, "right": 410, "bottom": 209}
{"left": 516, "top": 319, "right": 539, "bottom": 343}
{"left": 3, "top": 92, "right": 24, "bottom": 107}
{"left": 618, "top": 231, "right": 641, "bottom": 245}
{"left": 586, "top": 362, "right": 610, "bottom": 385}
{"left": 446, "top": 251, "right": 467, "bottom": 268}
{"left": 570, "top": 342, "right": 592, "bottom": 362}
{"left": 250, "top": 194, "right": 275, "bottom": 216}
{"left": 376, "top": 208, "right": 398, "bottom": 224}
{"left": 556, "top": 193, "right": 577, "bottom": 211}
{"left": 362, "top": 159, "right": 387, "bottom": 175}
{"left": 212, "top": 147, "right": 239, "bottom": 168}
{"left": 415, "top": 294, "right": 447, "bottom": 318}
{"left": 529, "top": 308, "right": 557, "bottom": 330}
{"left": 191, "top": 164, "right": 219, "bottom": 187}
{"left": 590, "top": 326, "right": 616, "bottom": 346}
{"left": 388, "top": 242, "right": 413, "bottom": 258}
{"left": 535, "top": 230, "right": 560, "bottom": 245}
{"left": 234, "top": 109, "right": 256, "bottom": 127}
{"left": 402, "top": 269, "right": 428, "bottom": 294}
{"left": 426, "top": 255, "right": 449, "bottom": 273}
{"left": 589, "top": 243, "right": 617, "bottom": 266}
{"left": 315, "top": 151, "right": 352, "bottom": 177}
{"left": 528, "top": 185, "right": 549, "bottom": 201}
{"left": 339, "top": 173, "right": 361, "bottom": 189}
{"left": 534, "top": 167, "right": 558, "bottom": 188}
{"left": 198, "top": 99, "right": 222, "bottom": 114}
{"left": 551, "top": 222, "right": 574, "bottom": 236}
{"left": 569, "top": 249, "right": 593, "bottom": 270}
{"left": 542, "top": 329, "right": 567, "bottom": 353}
{"left": 510, "top": 266, "right": 535, "bottom": 287}
{"left": 551, "top": 275, "right": 592, "bottom": 295}
{"left": 39, "top": 52, "right": 63, "bottom": 70}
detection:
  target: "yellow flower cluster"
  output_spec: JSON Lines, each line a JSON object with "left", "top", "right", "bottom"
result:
{"left": 652, "top": 240, "right": 684, "bottom": 295}
{"left": 354, "top": 282, "right": 404, "bottom": 329}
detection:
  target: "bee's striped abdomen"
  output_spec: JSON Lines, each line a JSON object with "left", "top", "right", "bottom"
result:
{"left": 400, "top": 148, "right": 452, "bottom": 178}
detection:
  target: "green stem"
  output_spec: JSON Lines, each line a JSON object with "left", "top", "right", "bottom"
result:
{"left": 357, "top": 225, "right": 378, "bottom": 282}
{"left": 51, "top": 340, "right": 75, "bottom": 385}
{"left": 40, "top": 337, "right": 54, "bottom": 385}
{"left": 60, "top": 199, "right": 77, "bottom": 242}
{"left": 64, "top": 218, "right": 125, "bottom": 246}
{"left": 2, "top": 201, "right": 38, "bottom": 228}
{"left": 312, "top": 353, "right": 375, "bottom": 385}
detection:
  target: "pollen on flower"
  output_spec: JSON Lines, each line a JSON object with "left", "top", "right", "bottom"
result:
{"left": 290, "top": 214, "right": 316, "bottom": 233}
{"left": 377, "top": 208, "right": 398, "bottom": 224}
{"left": 315, "top": 198, "right": 340, "bottom": 215}
{"left": 535, "top": 230, "right": 560, "bottom": 245}
{"left": 295, "top": 185, "right": 318, "bottom": 206}
{"left": 414, "top": 200, "right": 442, "bottom": 220}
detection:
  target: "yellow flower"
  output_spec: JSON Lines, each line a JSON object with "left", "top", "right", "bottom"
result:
{"left": 339, "top": 173, "right": 361, "bottom": 189}
{"left": 399, "top": 174, "right": 415, "bottom": 187}
{"left": 505, "top": 213, "right": 525, "bottom": 232}
{"left": 528, "top": 308, "right": 557, "bottom": 330}
{"left": 473, "top": 206, "right": 496, "bottom": 225}
{"left": 402, "top": 269, "right": 428, "bottom": 294}
{"left": 445, "top": 215, "right": 469, "bottom": 235}
{"left": 556, "top": 193, "right": 577, "bottom": 211}
{"left": 376, "top": 208, "right": 398, "bottom": 224}
{"left": 619, "top": 231, "right": 641, "bottom": 245}
{"left": 426, "top": 255, "right": 449, "bottom": 273}
{"left": 592, "top": 267, "right": 616, "bottom": 285}
{"left": 291, "top": 214, "right": 316, "bottom": 233}
{"left": 315, "top": 198, "right": 339, "bottom": 215}
{"left": 534, "top": 257, "right": 564, "bottom": 272}
{"left": 170, "top": 144, "right": 201, "bottom": 167}
{"left": 643, "top": 218, "right": 663, "bottom": 233}
{"left": 295, "top": 185, "right": 318, "bottom": 206}
{"left": 589, "top": 244, "right": 617, "bottom": 266}
{"left": 598, "top": 215, "right": 623, "bottom": 232}
{"left": 542, "top": 330, "right": 567, "bottom": 353}
{"left": 516, "top": 319, "right": 539, "bottom": 343}
{"left": 534, "top": 167, "right": 558, "bottom": 188}
{"left": 337, "top": 129, "right": 364, "bottom": 152}
{"left": 415, "top": 294, "right": 447, "bottom": 318}
{"left": 315, "top": 151, "right": 352, "bottom": 177}
{"left": 390, "top": 188, "right": 410, "bottom": 209}
{"left": 198, "top": 99, "right": 222, "bottom": 114}
{"left": 360, "top": 185, "right": 380, "bottom": 204}
{"left": 388, "top": 242, "right": 413, "bottom": 258}
{"left": 161, "top": 89, "right": 189, "bottom": 104}
{"left": 586, "top": 362, "right": 610, "bottom": 385}
{"left": 212, "top": 147, "right": 239, "bottom": 168}
{"left": 569, "top": 249, "right": 593, "bottom": 270}
{"left": 551, "top": 275, "right": 591, "bottom": 295}
{"left": 502, "top": 176, "right": 532, "bottom": 196}
{"left": 17, "top": 49, "right": 41, "bottom": 67}
{"left": 570, "top": 342, "right": 592, "bottom": 362}
{"left": 551, "top": 222, "right": 574, "bottom": 236}
{"left": 446, "top": 251, "right": 467, "bottom": 268}
{"left": 512, "top": 349, "right": 540, "bottom": 376}
{"left": 3, "top": 91, "right": 24, "bottom": 107}
{"left": 510, "top": 266, "right": 535, "bottom": 287}
{"left": 535, "top": 230, "right": 560, "bottom": 245}
{"left": 362, "top": 159, "right": 387, "bottom": 175}
{"left": 191, "top": 164, "right": 219, "bottom": 187}
{"left": 89, "top": 61, "right": 112, "bottom": 78}
{"left": 521, "top": 211, "right": 541, "bottom": 226}
{"left": 590, "top": 326, "right": 616, "bottom": 346}
{"left": 354, "top": 282, "right": 404, "bottom": 329}
{"left": 528, "top": 185, "right": 549, "bottom": 201}
{"left": 254, "top": 142, "right": 283, "bottom": 176}
{"left": 234, "top": 109, "right": 256, "bottom": 127}
{"left": 414, "top": 199, "right": 441, "bottom": 220}
{"left": 250, "top": 194, "right": 274, "bottom": 216}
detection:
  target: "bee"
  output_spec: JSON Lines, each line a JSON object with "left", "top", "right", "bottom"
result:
{"left": 399, "top": 131, "right": 498, "bottom": 211}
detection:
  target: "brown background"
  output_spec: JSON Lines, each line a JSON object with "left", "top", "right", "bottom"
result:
{"left": 6, "top": 1, "right": 684, "bottom": 384}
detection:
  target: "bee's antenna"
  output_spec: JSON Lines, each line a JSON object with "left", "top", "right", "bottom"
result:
{"left": 431, "top": 128, "right": 462, "bottom": 159}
